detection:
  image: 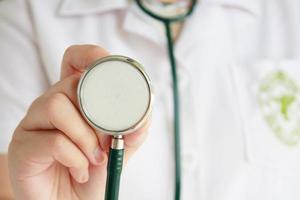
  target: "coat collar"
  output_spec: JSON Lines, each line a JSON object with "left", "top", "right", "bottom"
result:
{"left": 57, "top": 0, "right": 260, "bottom": 17}
{"left": 203, "top": 0, "right": 260, "bottom": 16}
{"left": 57, "top": 0, "right": 166, "bottom": 45}
{"left": 57, "top": 0, "right": 128, "bottom": 16}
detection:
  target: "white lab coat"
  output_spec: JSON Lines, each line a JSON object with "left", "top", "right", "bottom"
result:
{"left": 1, "top": 0, "right": 300, "bottom": 199}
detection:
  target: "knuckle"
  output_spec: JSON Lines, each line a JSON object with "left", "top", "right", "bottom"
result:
{"left": 64, "top": 74, "right": 80, "bottom": 91}
{"left": 78, "top": 157, "right": 89, "bottom": 169}
{"left": 45, "top": 93, "right": 67, "bottom": 120}
{"left": 64, "top": 45, "right": 79, "bottom": 58}
{"left": 53, "top": 133, "right": 88, "bottom": 169}
{"left": 30, "top": 96, "right": 44, "bottom": 107}
{"left": 53, "top": 134, "right": 67, "bottom": 154}
{"left": 48, "top": 76, "right": 79, "bottom": 104}
{"left": 23, "top": 96, "right": 44, "bottom": 118}
{"left": 77, "top": 134, "right": 97, "bottom": 152}
{"left": 69, "top": 129, "right": 95, "bottom": 150}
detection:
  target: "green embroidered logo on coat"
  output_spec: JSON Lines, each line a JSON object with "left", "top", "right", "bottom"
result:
{"left": 258, "top": 70, "right": 300, "bottom": 146}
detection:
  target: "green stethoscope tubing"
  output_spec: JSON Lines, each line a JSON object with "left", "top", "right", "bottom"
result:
{"left": 136, "top": 1, "right": 197, "bottom": 200}
{"left": 105, "top": 144, "right": 124, "bottom": 200}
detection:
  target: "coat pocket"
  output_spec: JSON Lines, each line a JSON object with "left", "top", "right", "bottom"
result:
{"left": 231, "top": 60, "right": 300, "bottom": 171}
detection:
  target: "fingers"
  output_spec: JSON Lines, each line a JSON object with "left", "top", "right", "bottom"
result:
{"left": 125, "top": 119, "right": 151, "bottom": 148}
{"left": 23, "top": 75, "right": 81, "bottom": 129}
{"left": 9, "top": 130, "right": 91, "bottom": 183}
{"left": 60, "top": 45, "right": 109, "bottom": 80}
{"left": 52, "top": 133, "right": 89, "bottom": 183}
{"left": 123, "top": 119, "right": 150, "bottom": 162}
{"left": 21, "top": 91, "right": 105, "bottom": 166}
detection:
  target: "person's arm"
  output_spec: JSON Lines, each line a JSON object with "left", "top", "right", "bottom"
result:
{"left": 0, "top": 1, "right": 49, "bottom": 198}
{"left": 0, "top": 155, "right": 13, "bottom": 200}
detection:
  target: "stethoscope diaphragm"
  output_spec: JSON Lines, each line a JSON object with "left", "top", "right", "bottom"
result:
{"left": 78, "top": 55, "right": 153, "bottom": 136}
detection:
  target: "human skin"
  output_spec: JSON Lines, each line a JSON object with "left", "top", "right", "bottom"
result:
{"left": 0, "top": 155, "right": 13, "bottom": 200}
{"left": 7, "top": 45, "right": 150, "bottom": 200}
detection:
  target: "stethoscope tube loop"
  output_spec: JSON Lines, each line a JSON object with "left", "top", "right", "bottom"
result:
{"left": 135, "top": 0, "right": 197, "bottom": 23}
{"left": 135, "top": 1, "right": 197, "bottom": 200}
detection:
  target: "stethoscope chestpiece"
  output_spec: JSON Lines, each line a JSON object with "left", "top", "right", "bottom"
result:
{"left": 77, "top": 55, "right": 153, "bottom": 136}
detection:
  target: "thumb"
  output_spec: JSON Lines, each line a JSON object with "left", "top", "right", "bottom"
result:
{"left": 60, "top": 45, "right": 109, "bottom": 80}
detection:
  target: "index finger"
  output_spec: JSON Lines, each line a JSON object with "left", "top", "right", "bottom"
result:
{"left": 60, "top": 45, "right": 109, "bottom": 80}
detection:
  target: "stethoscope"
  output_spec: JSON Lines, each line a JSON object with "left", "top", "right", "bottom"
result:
{"left": 77, "top": 1, "right": 197, "bottom": 200}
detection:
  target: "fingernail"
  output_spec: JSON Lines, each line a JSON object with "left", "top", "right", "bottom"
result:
{"left": 80, "top": 170, "right": 89, "bottom": 183}
{"left": 69, "top": 168, "right": 89, "bottom": 183}
{"left": 93, "top": 146, "right": 105, "bottom": 165}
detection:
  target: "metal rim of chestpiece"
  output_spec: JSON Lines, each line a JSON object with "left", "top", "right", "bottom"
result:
{"left": 77, "top": 55, "right": 154, "bottom": 136}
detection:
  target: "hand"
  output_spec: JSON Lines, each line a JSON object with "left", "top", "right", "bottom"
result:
{"left": 8, "top": 45, "right": 149, "bottom": 200}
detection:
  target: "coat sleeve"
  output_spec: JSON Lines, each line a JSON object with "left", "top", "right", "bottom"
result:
{"left": 0, "top": 0, "right": 49, "bottom": 153}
